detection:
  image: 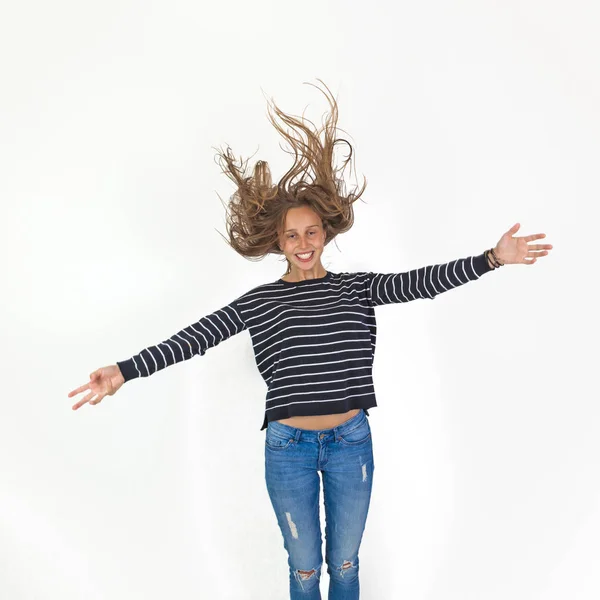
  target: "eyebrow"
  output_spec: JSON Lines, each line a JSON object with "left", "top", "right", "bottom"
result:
{"left": 284, "top": 224, "right": 320, "bottom": 233}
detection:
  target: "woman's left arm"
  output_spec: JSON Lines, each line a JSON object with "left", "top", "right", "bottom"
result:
{"left": 364, "top": 223, "right": 552, "bottom": 307}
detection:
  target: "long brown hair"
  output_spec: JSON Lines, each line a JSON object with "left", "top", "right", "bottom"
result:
{"left": 213, "top": 79, "right": 367, "bottom": 276}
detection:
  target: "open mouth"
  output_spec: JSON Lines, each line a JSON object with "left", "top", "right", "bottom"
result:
{"left": 296, "top": 251, "right": 314, "bottom": 262}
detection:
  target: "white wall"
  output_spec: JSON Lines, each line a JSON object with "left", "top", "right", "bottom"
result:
{"left": 0, "top": 1, "right": 595, "bottom": 598}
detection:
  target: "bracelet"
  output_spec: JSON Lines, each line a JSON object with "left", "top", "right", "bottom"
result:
{"left": 485, "top": 248, "right": 505, "bottom": 269}
{"left": 490, "top": 247, "right": 505, "bottom": 267}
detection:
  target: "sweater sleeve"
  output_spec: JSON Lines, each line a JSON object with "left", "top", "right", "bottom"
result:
{"left": 116, "top": 296, "right": 247, "bottom": 382}
{"left": 365, "top": 251, "right": 494, "bottom": 307}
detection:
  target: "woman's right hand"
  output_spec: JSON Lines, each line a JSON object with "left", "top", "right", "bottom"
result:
{"left": 69, "top": 365, "right": 126, "bottom": 410}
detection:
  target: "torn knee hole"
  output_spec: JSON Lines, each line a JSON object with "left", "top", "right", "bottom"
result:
{"left": 297, "top": 569, "right": 316, "bottom": 579}
{"left": 342, "top": 560, "right": 352, "bottom": 569}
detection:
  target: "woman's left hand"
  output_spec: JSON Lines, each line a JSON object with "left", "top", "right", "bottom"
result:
{"left": 493, "top": 223, "right": 553, "bottom": 266}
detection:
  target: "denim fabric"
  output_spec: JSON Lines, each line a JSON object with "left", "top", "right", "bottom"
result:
{"left": 265, "top": 409, "right": 375, "bottom": 599}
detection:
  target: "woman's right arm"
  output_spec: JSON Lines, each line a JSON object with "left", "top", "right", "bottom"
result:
{"left": 69, "top": 296, "right": 247, "bottom": 410}
{"left": 116, "top": 297, "right": 247, "bottom": 382}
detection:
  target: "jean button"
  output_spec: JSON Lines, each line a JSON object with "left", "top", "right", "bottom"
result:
{"left": 320, "top": 433, "right": 325, "bottom": 439}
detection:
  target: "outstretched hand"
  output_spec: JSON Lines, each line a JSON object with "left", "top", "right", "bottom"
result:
{"left": 494, "top": 223, "right": 553, "bottom": 265}
{"left": 69, "top": 365, "right": 125, "bottom": 410}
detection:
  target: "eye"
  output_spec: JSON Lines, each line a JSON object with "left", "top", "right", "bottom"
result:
{"left": 287, "top": 230, "right": 317, "bottom": 239}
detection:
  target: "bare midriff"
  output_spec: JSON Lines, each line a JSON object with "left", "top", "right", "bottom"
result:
{"left": 275, "top": 408, "right": 361, "bottom": 431}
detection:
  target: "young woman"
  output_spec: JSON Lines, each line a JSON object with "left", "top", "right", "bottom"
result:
{"left": 68, "top": 80, "right": 552, "bottom": 599}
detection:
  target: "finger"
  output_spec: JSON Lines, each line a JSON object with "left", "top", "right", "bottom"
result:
{"left": 527, "top": 243, "right": 553, "bottom": 250}
{"left": 71, "top": 390, "right": 96, "bottom": 410}
{"left": 72, "top": 399, "right": 88, "bottom": 410}
{"left": 526, "top": 251, "right": 548, "bottom": 262}
{"left": 524, "top": 233, "right": 547, "bottom": 242}
{"left": 68, "top": 383, "right": 90, "bottom": 398}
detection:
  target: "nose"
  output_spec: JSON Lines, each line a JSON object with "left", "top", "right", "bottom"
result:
{"left": 298, "top": 235, "right": 316, "bottom": 247}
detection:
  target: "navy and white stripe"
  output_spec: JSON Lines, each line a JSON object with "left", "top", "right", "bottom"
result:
{"left": 116, "top": 301, "right": 246, "bottom": 381}
{"left": 117, "top": 251, "right": 494, "bottom": 429}
{"left": 367, "top": 252, "right": 491, "bottom": 306}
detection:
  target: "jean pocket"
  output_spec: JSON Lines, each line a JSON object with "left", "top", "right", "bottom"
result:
{"left": 265, "top": 431, "right": 294, "bottom": 451}
{"left": 337, "top": 421, "right": 371, "bottom": 446}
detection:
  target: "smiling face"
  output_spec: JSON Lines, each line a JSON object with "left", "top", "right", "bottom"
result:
{"left": 278, "top": 205, "right": 328, "bottom": 279}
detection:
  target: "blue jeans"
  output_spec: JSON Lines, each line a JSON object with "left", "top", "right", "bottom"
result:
{"left": 265, "top": 409, "right": 375, "bottom": 599}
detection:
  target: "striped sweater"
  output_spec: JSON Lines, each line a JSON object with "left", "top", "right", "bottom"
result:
{"left": 117, "top": 251, "right": 495, "bottom": 430}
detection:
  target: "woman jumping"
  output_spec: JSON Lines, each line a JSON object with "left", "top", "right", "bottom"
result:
{"left": 68, "top": 79, "right": 552, "bottom": 599}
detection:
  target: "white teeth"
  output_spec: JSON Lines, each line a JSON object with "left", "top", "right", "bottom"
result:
{"left": 297, "top": 252, "right": 313, "bottom": 259}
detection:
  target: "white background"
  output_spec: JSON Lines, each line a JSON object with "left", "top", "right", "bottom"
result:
{"left": 1, "top": 1, "right": 596, "bottom": 598}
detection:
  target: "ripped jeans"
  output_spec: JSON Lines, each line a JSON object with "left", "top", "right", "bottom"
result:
{"left": 265, "top": 408, "right": 375, "bottom": 599}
